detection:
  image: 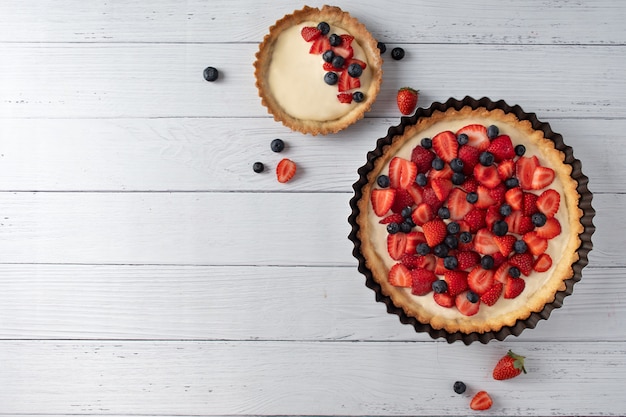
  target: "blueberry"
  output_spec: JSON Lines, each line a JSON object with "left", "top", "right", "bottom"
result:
{"left": 347, "top": 63, "right": 363, "bottom": 77}
{"left": 400, "top": 222, "right": 412, "bottom": 233}
{"left": 459, "top": 231, "right": 472, "bottom": 244}
{"left": 499, "top": 203, "right": 512, "bottom": 217}
{"left": 377, "top": 174, "right": 390, "bottom": 188}
{"left": 433, "top": 244, "right": 449, "bottom": 258}
{"left": 329, "top": 33, "right": 342, "bottom": 46}
{"left": 377, "top": 41, "right": 387, "bottom": 54}
{"left": 505, "top": 177, "right": 520, "bottom": 189}
{"left": 457, "top": 133, "right": 469, "bottom": 146}
{"left": 421, "top": 138, "right": 432, "bottom": 149}
{"left": 401, "top": 206, "right": 413, "bottom": 219}
{"left": 532, "top": 212, "right": 547, "bottom": 227}
{"left": 252, "top": 162, "right": 264, "bottom": 173}
{"left": 492, "top": 220, "right": 509, "bottom": 236}
{"left": 444, "top": 255, "right": 458, "bottom": 270}
{"left": 479, "top": 151, "right": 495, "bottom": 166}
{"left": 416, "top": 242, "right": 430, "bottom": 255}
{"left": 324, "top": 72, "right": 338, "bottom": 85}
{"left": 481, "top": 255, "right": 494, "bottom": 270}
{"left": 390, "top": 47, "right": 405, "bottom": 60}
{"left": 466, "top": 192, "right": 478, "bottom": 204}
{"left": 451, "top": 172, "right": 466, "bottom": 185}
{"left": 271, "top": 138, "right": 285, "bottom": 153}
{"left": 352, "top": 91, "right": 365, "bottom": 102}
{"left": 432, "top": 157, "right": 445, "bottom": 171}
{"left": 467, "top": 290, "right": 479, "bottom": 303}
{"left": 447, "top": 221, "right": 460, "bottom": 235}
{"left": 514, "top": 239, "right": 528, "bottom": 253}
{"left": 509, "top": 266, "right": 521, "bottom": 278}
{"left": 438, "top": 207, "right": 450, "bottom": 219}
{"left": 317, "top": 21, "right": 330, "bottom": 35}
{"left": 515, "top": 144, "right": 526, "bottom": 156}
{"left": 331, "top": 55, "right": 345, "bottom": 69}
{"left": 487, "top": 125, "right": 499, "bottom": 139}
{"left": 432, "top": 279, "right": 448, "bottom": 294}
{"left": 415, "top": 173, "right": 428, "bottom": 186}
{"left": 445, "top": 235, "right": 459, "bottom": 249}
{"left": 387, "top": 222, "right": 400, "bottom": 234}
{"left": 322, "top": 50, "right": 335, "bottom": 63}
{"left": 203, "top": 66, "right": 219, "bottom": 82}
{"left": 453, "top": 381, "right": 467, "bottom": 394}
{"left": 450, "top": 158, "right": 464, "bottom": 173}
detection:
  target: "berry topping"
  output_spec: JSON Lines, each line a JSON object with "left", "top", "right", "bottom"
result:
{"left": 480, "top": 282, "right": 503, "bottom": 306}
{"left": 276, "top": 158, "right": 296, "bottom": 183}
{"left": 309, "top": 35, "right": 331, "bottom": 54}
{"left": 388, "top": 263, "right": 412, "bottom": 287}
{"left": 487, "top": 124, "right": 499, "bottom": 139}
{"left": 468, "top": 266, "right": 495, "bottom": 295}
{"left": 504, "top": 276, "right": 526, "bottom": 298}
{"left": 533, "top": 253, "right": 553, "bottom": 272}
{"left": 470, "top": 391, "right": 493, "bottom": 411}
{"left": 422, "top": 219, "right": 448, "bottom": 247}
{"left": 301, "top": 26, "right": 322, "bottom": 42}
{"left": 432, "top": 131, "right": 459, "bottom": 163}
{"left": 324, "top": 72, "right": 338, "bottom": 85}
{"left": 389, "top": 157, "right": 418, "bottom": 189}
{"left": 352, "top": 91, "right": 365, "bottom": 103}
{"left": 411, "top": 269, "right": 438, "bottom": 295}
{"left": 371, "top": 188, "right": 396, "bottom": 217}
{"left": 456, "top": 124, "right": 490, "bottom": 151}
{"left": 336, "top": 92, "right": 353, "bottom": 103}
{"left": 536, "top": 188, "right": 561, "bottom": 218}
{"left": 486, "top": 134, "right": 516, "bottom": 161}
{"left": 317, "top": 21, "right": 330, "bottom": 35}
{"left": 396, "top": 87, "right": 419, "bottom": 115}
{"left": 455, "top": 291, "right": 480, "bottom": 316}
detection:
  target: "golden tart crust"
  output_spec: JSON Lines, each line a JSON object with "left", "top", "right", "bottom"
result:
{"left": 254, "top": 5, "right": 383, "bottom": 135}
{"left": 356, "top": 106, "right": 584, "bottom": 334}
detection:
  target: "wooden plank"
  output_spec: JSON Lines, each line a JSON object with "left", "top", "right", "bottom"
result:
{"left": 0, "top": 340, "right": 624, "bottom": 415}
{"left": 1, "top": 43, "right": 625, "bottom": 118}
{"left": 0, "top": 0, "right": 624, "bottom": 45}
{"left": 0, "top": 117, "right": 621, "bottom": 193}
{"left": 0, "top": 192, "right": 616, "bottom": 266}
{"left": 0, "top": 264, "right": 622, "bottom": 342}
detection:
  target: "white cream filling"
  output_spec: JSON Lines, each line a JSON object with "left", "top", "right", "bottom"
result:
{"left": 267, "top": 21, "right": 373, "bottom": 121}
{"left": 367, "top": 116, "right": 570, "bottom": 321}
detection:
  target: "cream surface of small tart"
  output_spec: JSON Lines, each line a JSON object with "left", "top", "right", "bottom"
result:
{"left": 267, "top": 21, "right": 373, "bottom": 121}
{"left": 357, "top": 107, "right": 583, "bottom": 334}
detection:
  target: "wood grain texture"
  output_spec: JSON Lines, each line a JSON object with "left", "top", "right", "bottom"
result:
{"left": 1, "top": 43, "right": 624, "bottom": 118}
{"left": 0, "top": 117, "right": 621, "bottom": 193}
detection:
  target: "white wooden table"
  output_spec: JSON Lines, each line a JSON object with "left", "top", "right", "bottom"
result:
{"left": 0, "top": 1, "right": 624, "bottom": 415}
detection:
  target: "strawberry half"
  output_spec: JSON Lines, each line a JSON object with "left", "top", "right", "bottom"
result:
{"left": 444, "top": 270, "right": 469, "bottom": 297}
{"left": 508, "top": 252, "right": 534, "bottom": 276}
{"left": 470, "top": 391, "right": 493, "bottom": 411}
{"left": 309, "top": 36, "right": 331, "bottom": 54}
{"left": 535, "top": 217, "right": 561, "bottom": 239}
{"left": 371, "top": 188, "right": 396, "bottom": 217}
{"left": 276, "top": 158, "right": 297, "bottom": 183}
{"left": 505, "top": 187, "right": 523, "bottom": 210}
{"left": 411, "top": 202, "right": 435, "bottom": 226}
{"left": 493, "top": 234, "right": 516, "bottom": 257}
{"left": 387, "top": 233, "right": 408, "bottom": 260}
{"left": 431, "top": 178, "right": 453, "bottom": 201}
{"left": 336, "top": 92, "right": 352, "bottom": 103}
{"left": 504, "top": 276, "right": 526, "bottom": 299}
{"left": 410, "top": 146, "right": 435, "bottom": 173}
{"left": 467, "top": 266, "right": 495, "bottom": 295}
{"left": 390, "top": 188, "right": 414, "bottom": 214}
{"left": 431, "top": 130, "right": 458, "bottom": 163}
{"left": 533, "top": 253, "right": 553, "bottom": 272}
{"left": 473, "top": 164, "right": 501, "bottom": 189}
{"left": 300, "top": 26, "right": 321, "bottom": 42}
{"left": 523, "top": 231, "right": 548, "bottom": 256}
{"left": 456, "top": 124, "right": 490, "bottom": 151}
{"left": 388, "top": 263, "right": 412, "bottom": 287}
{"left": 455, "top": 291, "right": 480, "bottom": 316}
{"left": 411, "top": 268, "right": 438, "bottom": 295}
{"left": 388, "top": 157, "right": 418, "bottom": 189}
{"left": 447, "top": 188, "right": 473, "bottom": 220}
{"left": 456, "top": 250, "right": 481, "bottom": 270}
{"left": 480, "top": 282, "right": 503, "bottom": 306}
{"left": 516, "top": 155, "right": 540, "bottom": 190}
{"left": 486, "top": 134, "right": 515, "bottom": 161}
{"left": 473, "top": 228, "right": 499, "bottom": 255}
{"left": 338, "top": 70, "right": 360, "bottom": 92}
{"left": 536, "top": 188, "right": 560, "bottom": 218}
{"left": 422, "top": 218, "right": 447, "bottom": 247}
{"left": 434, "top": 292, "right": 455, "bottom": 308}
{"left": 531, "top": 166, "right": 555, "bottom": 190}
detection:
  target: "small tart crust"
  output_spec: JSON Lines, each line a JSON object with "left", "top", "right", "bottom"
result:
{"left": 356, "top": 106, "right": 584, "bottom": 334}
{"left": 254, "top": 5, "right": 383, "bottom": 136}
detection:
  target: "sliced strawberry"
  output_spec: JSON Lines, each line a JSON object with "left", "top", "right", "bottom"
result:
{"left": 486, "top": 134, "right": 515, "bottom": 161}
{"left": 406, "top": 183, "right": 424, "bottom": 206}
{"left": 461, "top": 176, "right": 480, "bottom": 193}
{"left": 422, "top": 186, "right": 444, "bottom": 211}
{"left": 522, "top": 192, "right": 539, "bottom": 216}
{"left": 431, "top": 178, "right": 453, "bottom": 201}
{"left": 533, "top": 253, "right": 553, "bottom": 272}
{"left": 480, "top": 283, "right": 503, "bottom": 306}
{"left": 505, "top": 210, "right": 534, "bottom": 235}
{"left": 410, "top": 146, "right": 435, "bottom": 173}
{"left": 494, "top": 261, "right": 512, "bottom": 284}
{"left": 516, "top": 155, "right": 540, "bottom": 190}
{"left": 336, "top": 92, "right": 352, "bottom": 103}
{"left": 444, "top": 270, "right": 469, "bottom": 297}
{"left": 504, "top": 276, "right": 526, "bottom": 299}
{"left": 535, "top": 217, "right": 561, "bottom": 239}
{"left": 434, "top": 292, "right": 455, "bottom": 308}
{"left": 493, "top": 234, "right": 516, "bottom": 257}
{"left": 508, "top": 252, "right": 534, "bottom": 276}
{"left": 309, "top": 36, "right": 331, "bottom": 54}
{"left": 400, "top": 253, "right": 421, "bottom": 269}
{"left": 379, "top": 213, "right": 405, "bottom": 224}
{"left": 458, "top": 145, "right": 481, "bottom": 175}
{"left": 371, "top": 188, "right": 396, "bottom": 217}
{"left": 411, "top": 202, "right": 435, "bottom": 226}
{"left": 505, "top": 187, "right": 523, "bottom": 211}
{"left": 447, "top": 188, "right": 472, "bottom": 220}
{"left": 411, "top": 268, "right": 438, "bottom": 295}
{"left": 489, "top": 183, "right": 507, "bottom": 204}
{"left": 429, "top": 164, "right": 454, "bottom": 180}
{"left": 276, "top": 158, "right": 297, "bottom": 183}
{"left": 388, "top": 263, "right": 412, "bottom": 287}
{"left": 300, "top": 26, "right": 321, "bottom": 42}
{"left": 387, "top": 233, "right": 407, "bottom": 260}
{"left": 434, "top": 257, "right": 448, "bottom": 275}
{"left": 339, "top": 34, "right": 354, "bottom": 46}
{"left": 456, "top": 250, "right": 481, "bottom": 270}
{"left": 431, "top": 130, "right": 458, "bottom": 163}
{"left": 491, "top": 252, "right": 508, "bottom": 269}
{"left": 475, "top": 185, "right": 497, "bottom": 209}
{"left": 422, "top": 218, "right": 447, "bottom": 247}
{"left": 467, "top": 265, "right": 495, "bottom": 295}
{"left": 322, "top": 61, "right": 336, "bottom": 71}
{"left": 470, "top": 391, "right": 493, "bottom": 411}
{"left": 332, "top": 43, "right": 354, "bottom": 60}
{"left": 485, "top": 205, "right": 503, "bottom": 229}
{"left": 497, "top": 159, "right": 515, "bottom": 180}
{"left": 390, "top": 188, "right": 414, "bottom": 214}
{"left": 405, "top": 231, "right": 426, "bottom": 254}
{"left": 473, "top": 228, "right": 499, "bottom": 255}
{"left": 531, "top": 166, "right": 555, "bottom": 190}
{"left": 388, "top": 157, "right": 418, "bottom": 189}
{"left": 345, "top": 57, "right": 366, "bottom": 69}
{"left": 463, "top": 208, "right": 487, "bottom": 233}
{"left": 456, "top": 291, "right": 481, "bottom": 316}
{"left": 338, "top": 69, "right": 360, "bottom": 92}
{"left": 417, "top": 254, "right": 437, "bottom": 272}
{"left": 536, "top": 188, "right": 560, "bottom": 218}
{"left": 523, "top": 231, "right": 548, "bottom": 256}
{"left": 456, "top": 124, "right": 490, "bottom": 151}
{"left": 473, "top": 164, "right": 501, "bottom": 189}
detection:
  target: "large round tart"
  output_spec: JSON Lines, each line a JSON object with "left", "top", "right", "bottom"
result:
{"left": 254, "top": 5, "right": 383, "bottom": 135}
{"left": 349, "top": 97, "right": 594, "bottom": 343}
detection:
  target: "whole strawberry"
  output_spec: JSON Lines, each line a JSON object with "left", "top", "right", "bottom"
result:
{"left": 493, "top": 349, "right": 527, "bottom": 380}
{"left": 397, "top": 87, "right": 418, "bottom": 115}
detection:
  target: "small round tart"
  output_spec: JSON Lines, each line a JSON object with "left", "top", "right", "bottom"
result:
{"left": 352, "top": 104, "right": 586, "bottom": 337}
{"left": 254, "top": 5, "right": 383, "bottom": 135}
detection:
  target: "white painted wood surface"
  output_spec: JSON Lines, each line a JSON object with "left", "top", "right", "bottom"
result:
{"left": 0, "top": 1, "right": 624, "bottom": 416}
